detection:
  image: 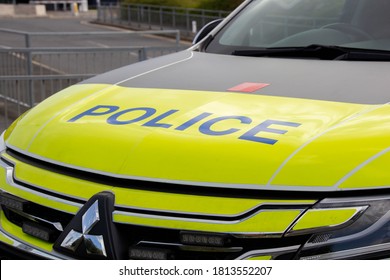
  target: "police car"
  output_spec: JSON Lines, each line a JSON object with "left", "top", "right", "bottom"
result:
{"left": 1, "top": 0, "right": 390, "bottom": 259}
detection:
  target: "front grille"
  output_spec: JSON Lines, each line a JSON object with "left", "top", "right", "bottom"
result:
{"left": 5, "top": 148, "right": 323, "bottom": 199}
{"left": 0, "top": 190, "right": 310, "bottom": 259}
{"left": 1, "top": 195, "right": 73, "bottom": 242}
{"left": 0, "top": 149, "right": 314, "bottom": 259}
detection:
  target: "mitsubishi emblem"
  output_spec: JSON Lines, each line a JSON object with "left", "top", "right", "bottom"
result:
{"left": 53, "top": 192, "right": 120, "bottom": 259}
{"left": 60, "top": 200, "right": 107, "bottom": 257}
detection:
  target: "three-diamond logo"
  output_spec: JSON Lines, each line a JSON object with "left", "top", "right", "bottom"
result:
{"left": 60, "top": 200, "right": 107, "bottom": 257}
{"left": 53, "top": 192, "right": 119, "bottom": 259}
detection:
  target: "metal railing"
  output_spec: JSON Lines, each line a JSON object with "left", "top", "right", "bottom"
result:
{"left": 0, "top": 28, "right": 181, "bottom": 49}
{"left": 97, "top": 4, "right": 230, "bottom": 39}
{"left": 0, "top": 28, "right": 185, "bottom": 130}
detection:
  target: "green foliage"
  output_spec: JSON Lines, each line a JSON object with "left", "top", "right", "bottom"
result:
{"left": 123, "top": 0, "right": 199, "bottom": 8}
{"left": 122, "top": 0, "right": 245, "bottom": 10}
{"left": 197, "top": 0, "right": 244, "bottom": 11}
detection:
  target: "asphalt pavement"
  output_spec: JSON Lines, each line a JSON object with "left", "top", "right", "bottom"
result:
{"left": 0, "top": 11, "right": 189, "bottom": 131}
{"left": 0, "top": 12, "right": 185, "bottom": 48}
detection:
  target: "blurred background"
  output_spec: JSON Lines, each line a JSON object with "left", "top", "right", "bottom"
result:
{"left": 0, "top": 0, "right": 244, "bottom": 131}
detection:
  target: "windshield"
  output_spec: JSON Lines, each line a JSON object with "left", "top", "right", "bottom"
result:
{"left": 206, "top": 0, "right": 390, "bottom": 54}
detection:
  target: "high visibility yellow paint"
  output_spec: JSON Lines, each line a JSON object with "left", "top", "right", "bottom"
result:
{"left": 0, "top": 212, "right": 13, "bottom": 245}
{"left": 0, "top": 157, "right": 80, "bottom": 214}
{"left": 113, "top": 210, "right": 302, "bottom": 234}
{"left": 6, "top": 84, "right": 381, "bottom": 189}
{"left": 3, "top": 153, "right": 315, "bottom": 216}
{"left": 339, "top": 150, "right": 390, "bottom": 189}
{"left": 0, "top": 211, "right": 53, "bottom": 251}
{"left": 245, "top": 255, "right": 273, "bottom": 260}
{"left": 5, "top": 84, "right": 111, "bottom": 150}
{"left": 10, "top": 155, "right": 114, "bottom": 202}
{"left": 272, "top": 105, "right": 390, "bottom": 188}
{"left": 292, "top": 208, "right": 360, "bottom": 231}
{"left": 0, "top": 52, "right": 388, "bottom": 258}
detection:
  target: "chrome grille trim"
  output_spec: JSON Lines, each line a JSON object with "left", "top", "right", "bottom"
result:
{"left": 1, "top": 155, "right": 313, "bottom": 222}
{"left": 0, "top": 158, "right": 82, "bottom": 214}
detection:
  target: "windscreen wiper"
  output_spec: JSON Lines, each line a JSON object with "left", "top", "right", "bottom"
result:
{"left": 232, "top": 44, "right": 390, "bottom": 61}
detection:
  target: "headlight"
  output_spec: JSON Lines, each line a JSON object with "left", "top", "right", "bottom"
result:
{"left": 289, "top": 195, "right": 390, "bottom": 260}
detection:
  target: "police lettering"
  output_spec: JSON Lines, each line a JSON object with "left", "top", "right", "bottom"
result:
{"left": 68, "top": 105, "right": 301, "bottom": 145}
